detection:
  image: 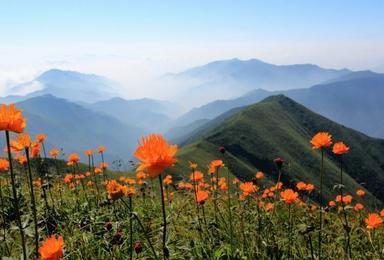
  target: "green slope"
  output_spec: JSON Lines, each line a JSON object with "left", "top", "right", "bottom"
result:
{"left": 175, "top": 95, "right": 384, "bottom": 207}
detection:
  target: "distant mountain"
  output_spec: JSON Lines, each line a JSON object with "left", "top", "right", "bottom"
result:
{"left": 14, "top": 95, "right": 142, "bottom": 166}
{"left": 173, "top": 95, "right": 384, "bottom": 206}
{"left": 88, "top": 97, "right": 183, "bottom": 132}
{"left": 171, "top": 71, "right": 384, "bottom": 139}
{"left": 167, "top": 58, "right": 351, "bottom": 107}
{"left": 5, "top": 69, "right": 118, "bottom": 103}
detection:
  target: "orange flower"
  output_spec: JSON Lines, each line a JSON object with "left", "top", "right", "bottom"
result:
{"left": 0, "top": 158, "right": 9, "bottom": 171}
{"left": 64, "top": 174, "right": 73, "bottom": 184}
{"left": 280, "top": 189, "right": 299, "bottom": 204}
{"left": 124, "top": 178, "right": 136, "bottom": 185}
{"left": 240, "top": 182, "right": 257, "bottom": 196}
{"left": 134, "top": 134, "right": 177, "bottom": 178}
{"left": 38, "top": 235, "right": 64, "bottom": 260}
{"left": 177, "top": 182, "right": 185, "bottom": 189}
{"left": 163, "top": 175, "right": 173, "bottom": 186}
{"left": 136, "top": 171, "right": 146, "bottom": 180}
{"left": 33, "top": 178, "right": 42, "bottom": 188}
{"left": 106, "top": 180, "right": 125, "bottom": 200}
{"left": 336, "top": 195, "right": 352, "bottom": 204}
{"left": 328, "top": 200, "right": 336, "bottom": 207}
{"left": 85, "top": 171, "right": 91, "bottom": 177}
{"left": 310, "top": 132, "right": 332, "bottom": 149}
{"left": 364, "top": 213, "right": 383, "bottom": 229}
{"left": 94, "top": 167, "right": 102, "bottom": 174}
{"left": 50, "top": 148, "right": 59, "bottom": 157}
{"left": 354, "top": 203, "right": 364, "bottom": 211}
{"left": 255, "top": 171, "right": 264, "bottom": 179}
{"left": 208, "top": 160, "right": 224, "bottom": 174}
{"left": 84, "top": 149, "right": 93, "bottom": 156}
{"left": 0, "top": 104, "right": 27, "bottom": 133}
{"left": 296, "top": 182, "right": 307, "bottom": 191}
{"left": 97, "top": 146, "right": 105, "bottom": 153}
{"left": 10, "top": 133, "right": 31, "bottom": 151}
{"left": 31, "top": 142, "right": 41, "bottom": 157}
{"left": 123, "top": 186, "right": 136, "bottom": 197}
{"left": 232, "top": 178, "right": 240, "bottom": 185}
{"left": 100, "top": 162, "right": 108, "bottom": 169}
{"left": 332, "top": 141, "right": 349, "bottom": 155}
{"left": 196, "top": 190, "right": 209, "bottom": 204}
{"left": 184, "top": 183, "right": 193, "bottom": 189}
{"left": 305, "top": 184, "right": 315, "bottom": 193}
{"left": 265, "top": 202, "right": 274, "bottom": 212}
{"left": 36, "top": 133, "right": 47, "bottom": 143}
{"left": 68, "top": 153, "right": 80, "bottom": 164}
{"left": 356, "top": 189, "right": 365, "bottom": 197}
{"left": 87, "top": 181, "right": 94, "bottom": 187}
{"left": 189, "top": 171, "right": 203, "bottom": 182}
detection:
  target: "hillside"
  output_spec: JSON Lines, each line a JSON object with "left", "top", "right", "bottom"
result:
{"left": 14, "top": 95, "right": 142, "bottom": 165}
{"left": 172, "top": 72, "right": 384, "bottom": 138}
{"left": 174, "top": 95, "right": 384, "bottom": 206}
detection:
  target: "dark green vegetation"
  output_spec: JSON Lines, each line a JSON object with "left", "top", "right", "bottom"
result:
{"left": 175, "top": 95, "right": 384, "bottom": 206}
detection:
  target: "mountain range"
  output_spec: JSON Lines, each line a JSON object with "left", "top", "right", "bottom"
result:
{"left": 167, "top": 58, "right": 351, "bottom": 107}
{"left": 172, "top": 95, "right": 384, "bottom": 206}
{"left": 170, "top": 70, "right": 384, "bottom": 139}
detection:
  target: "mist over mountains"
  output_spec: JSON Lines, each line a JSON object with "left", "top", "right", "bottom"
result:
{"left": 1, "top": 58, "right": 384, "bottom": 168}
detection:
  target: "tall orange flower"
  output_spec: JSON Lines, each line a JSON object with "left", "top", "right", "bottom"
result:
{"left": 208, "top": 160, "right": 224, "bottom": 174}
{"left": 356, "top": 189, "right": 365, "bottom": 197}
{"left": 0, "top": 158, "right": 9, "bottom": 171}
{"left": 134, "top": 134, "right": 177, "bottom": 178}
{"left": 136, "top": 171, "right": 146, "bottom": 180}
{"left": 196, "top": 190, "right": 209, "bottom": 205}
{"left": 240, "top": 182, "right": 257, "bottom": 196}
{"left": 97, "top": 145, "right": 105, "bottom": 154}
{"left": 296, "top": 182, "right": 307, "bottom": 191}
{"left": 310, "top": 132, "right": 332, "bottom": 149}
{"left": 364, "top": 213, "right": 383, "bottom": 229}
{"left": 36, "top": 133, "right": 47, "bottom": 143}
{"left": 280, "top": 189, "right": 299, "bottom": 204}
{"left": 10, "top": 133, "right": 31, "bottom": 151}
{"left": 354, "top": 203, "right": 364, "bottom": 211}
{"left": 0, "top": 104, "right": 26, "bottom": 133}
{"left": 106, "top": 180, "right": 125, "bottom": 200}
{"left": 163, "top": 175, "right": 173, "bottom": 186}
{"left": 84, "top": 149, "right": 93, "bottom": 156}
{"left": 190, "top": 171, "right": 204, "bottom": 182}
{"left": 68, "top": 153, "right": 80, "bottom": 164}
{"left": 38, "top": 235, "right": 64, "bottom": 260}
{"left": 255, "top": 171, "right": 264, "bottom": 179}
{"left": 31, "top": 142, "right": 41, "bottom": 158}
{"left": 50, "top": 148, "right": 59, "bottom": 157}
{"left": 332, "top": 141, "right": 349, "bottom": 155}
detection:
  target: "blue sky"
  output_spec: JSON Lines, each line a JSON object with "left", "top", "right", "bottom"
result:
{"left": 0, "top": 0, "right": 383, "bottom": 97}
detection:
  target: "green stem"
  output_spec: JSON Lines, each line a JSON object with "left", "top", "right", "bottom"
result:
{"left": 25, "top": 148, "right": 39, "bottom": 259}
{"left": 129, "top": 196, "right": 133, "bottom": 260}
{"left": 226, "top": 167, "right": 234, "bottom": 254}
{"left": 159, "top": 175, "right": 168, "bottom": 259}
{"left": 318, "top": 148, "right": 324, "bottom": 260}
{"left": 120, "top": 198, "right": 159, "bottom": 260}
{"left": 5, "top": 131, "right": 27, "bottom": 259}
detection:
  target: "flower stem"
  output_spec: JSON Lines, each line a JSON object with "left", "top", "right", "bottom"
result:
{"left": 129, "top": 196, "right": 133, "bottom": 260}
{"left": 25, "top": 148, "right": 39, "bottom": 259}
{"left": 159, "top": 175, "right": 168, "bottom": 259}
{"left": 5, "top": 131, "right": 27, "bottom": 259}
{"left": 318, "top": 148, "right": 324, "bottom": 260}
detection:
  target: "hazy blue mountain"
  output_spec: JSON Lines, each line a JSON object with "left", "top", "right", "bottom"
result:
{"left": 171, "top": 71, "right": 384, "bottom": 139}
{"left": 167, "top": 58, "right": 351, "bottom": 107}
{"left": 14, "top": 95, "right": 142, "bottom": 165}
{"left": 5, "top": 69, "right": 118, "bottom": 103}
{"left": 88, "top": 97, "right": 183, "bottom": 132}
